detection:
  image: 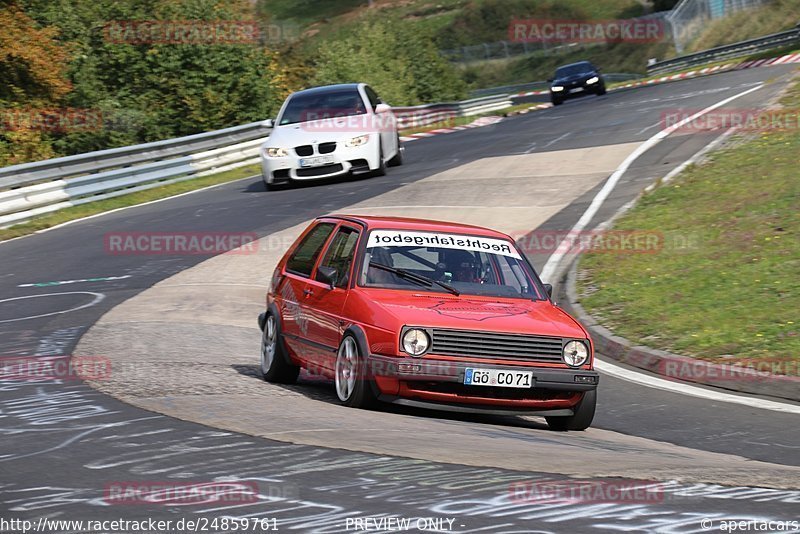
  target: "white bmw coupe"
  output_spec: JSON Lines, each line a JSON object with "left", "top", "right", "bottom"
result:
{"left": 260, "top": 83, "right": 404, "bottom": 190}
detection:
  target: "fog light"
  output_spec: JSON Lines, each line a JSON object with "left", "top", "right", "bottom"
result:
{"left": 574, "top": 375, "right": 597, "bottom": 384}
{"left": 398, "top": 363, "right": 422, "bottom": 373}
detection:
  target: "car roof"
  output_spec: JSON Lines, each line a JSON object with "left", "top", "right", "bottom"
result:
{"left": 557, "top": 61, "right": 593, "bottom": 69}
{"left": 323, "top": 214, "right": 513, "bottom": 240}
{"left": 290, "top": 83, "right": 363, "bottom": 97}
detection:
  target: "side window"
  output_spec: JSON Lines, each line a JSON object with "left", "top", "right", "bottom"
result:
{"left": 286, "top": 223, "right": 335, "bottom": 277}
{"left": 318, "top": 227, "right": 360, "bottom": 288}
{"left": 364, "top": 86, "right": 382, "bottom": 108}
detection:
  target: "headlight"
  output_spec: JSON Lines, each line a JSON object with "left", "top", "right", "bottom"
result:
{"left": 266, "top": 147, "right": 288, "bottom": 157}
{"left": 586, "top": 76, "right": 599, "bottom": 84}
{"left": 551, "top": 86, "right": 565, "bottom": 92}
{"left": 402, "top": 329, "right": 430, "bottom": 357}
{"left": 563, "top": 340, "right": 589, "bottom": 367}
{"left": 345, "top": 135, "right": 369, "bottom": 147}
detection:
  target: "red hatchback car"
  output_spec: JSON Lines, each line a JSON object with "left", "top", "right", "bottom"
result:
{"left": 259, "top": 215, "right": 599, "bottom": 430}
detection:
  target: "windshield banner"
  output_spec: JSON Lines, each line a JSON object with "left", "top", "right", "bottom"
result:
{"left": 367, "top": 230, "right": 521, "bottom": 259}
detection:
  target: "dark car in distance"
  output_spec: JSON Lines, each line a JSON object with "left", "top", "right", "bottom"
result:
{"left": 548, "top": 61, "right": 606, "bottom": 106}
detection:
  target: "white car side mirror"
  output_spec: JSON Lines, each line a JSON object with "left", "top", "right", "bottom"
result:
{"left": 374, "top": 103, "right": 391, "bottom": 114}
{"left": 263, "top": 118, "right": 274, "bottom": 128}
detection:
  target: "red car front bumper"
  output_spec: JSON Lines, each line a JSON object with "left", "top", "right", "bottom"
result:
{"left": 367, "top": 354, "right": 599, "bottom": 415}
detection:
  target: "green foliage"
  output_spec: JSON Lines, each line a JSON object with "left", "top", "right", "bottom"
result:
{"left": 312, "top": 20, "right": 467, "bottom": 106}
{"left": 436, "top": 0, "right": 645, "bottom": 48}
{"left": 5, "top": 0, "right": 284, "bottom": 162}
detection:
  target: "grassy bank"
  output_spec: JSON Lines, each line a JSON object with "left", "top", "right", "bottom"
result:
{"left": 575, "top": 78, "right": 800, "bottom": 371}
{"left": 0, "top": 164, "right": 260, "bottom": 242}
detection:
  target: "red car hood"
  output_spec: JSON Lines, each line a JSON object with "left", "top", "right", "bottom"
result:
{"left": 361, "top": 289, "right": 587, "bottom": 339}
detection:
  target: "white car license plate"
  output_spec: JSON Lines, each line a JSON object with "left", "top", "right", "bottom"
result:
{"left": 299, "top": 155, "right": 335, "bottom": 167}
{"left": 464, "top": 368, "right": 533, "bottom": 388}
{"left": 569, "top": 87, "right": 584, "bottom": 93}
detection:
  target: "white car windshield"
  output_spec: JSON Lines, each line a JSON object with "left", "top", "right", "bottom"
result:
{"left": 359, "top": 230, "right": 544, "bottom": 300}
{"left": 279, "top": 89, "right": 367, "bottom": 125}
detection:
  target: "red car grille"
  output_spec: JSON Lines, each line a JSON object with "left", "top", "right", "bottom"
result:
{"left": 430, "top": 328, "right": 564, "bottom": 363}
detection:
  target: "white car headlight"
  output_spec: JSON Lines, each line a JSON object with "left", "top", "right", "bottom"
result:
{"left": 266, "top": 147, "right": 288, "bottom": 158}
{"left": 402, "top": 329, "right": 430, "bottom": 357}
{"left": 551, "top": 86, "right": 565, "bottom": 92}
{"left": 345, "top": 135, "right": 369, "bottom": 147}
{"left": 586, "top": 76, "right": 599, "bottom": 84}
{"left": 563, "top": 340, "right": 589, "bottom": 367}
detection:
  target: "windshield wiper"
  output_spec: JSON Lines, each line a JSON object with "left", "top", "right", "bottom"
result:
{"left": 368, "top": 262, "right": 460, "bottom": 296}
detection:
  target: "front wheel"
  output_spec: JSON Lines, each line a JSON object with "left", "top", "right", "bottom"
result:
{"left": 545, "top": 389, "right": 596, "bottom": 431}
{"left": 551, "top": 98, "right": 563, "bottom": 106}
{"left": 335, "top": 335, "right": 376, "bottom": 408}
{"left": 387, "top": 134, "right": 404, "bottom": 167}
{"left": 372, "top": 142, "right": 387, "bottom": 177}
{"left": 260, "top": 313, "right": 299, "bottom": 384}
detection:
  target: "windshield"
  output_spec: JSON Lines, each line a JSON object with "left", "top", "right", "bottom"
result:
{"left": 555, "top": 63, "right": 593, "bottom": 77}
{"left": 359, "top": 230, "right": 543, "bottom": 299}
{"left": 278, "top": 89, "right": 367, "bottom": 125}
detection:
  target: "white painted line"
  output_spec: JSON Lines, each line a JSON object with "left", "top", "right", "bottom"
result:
{"left": 18, "top": 275, "right": 131, "bottom": 288}
{"left": 0, "top": 292, "right": 105, "bottom": 323}
{"left": 541, "top": 132, "right": 571, "bottom": 151}
{"left": 595, "top": 358, "right": 800, "bottom": 414}
{"left": 657, "top": 126, "right": 738, "bottom": 187}
{"left": 538, "top": 82, "right": 764, "bottom": 283}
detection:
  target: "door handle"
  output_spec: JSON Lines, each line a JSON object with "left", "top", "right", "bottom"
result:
{"left": 303, "top": 288, "right": 313, "bottom": 296}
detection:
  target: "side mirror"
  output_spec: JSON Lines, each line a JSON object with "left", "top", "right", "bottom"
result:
{"left": 374, "top": 103, "right": 391, "bottom": 114}
{"left": 546, "top": 78, "right": 554, "bottom": 83}
{"left": 316, "top": 266, "right": 338, "bottom": 288}
{"left": 263, "top": 118, "right": 274, "bottom": 128}
{"left": 543, "top": 283, "right": 553, "bottom": 299}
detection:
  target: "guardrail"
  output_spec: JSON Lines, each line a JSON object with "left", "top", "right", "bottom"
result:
{"left": 0, "top": 121, "right": 273, "bottom": 227}
{"left": 648, "top": 26, "right": 800, "bottom": 75}
{"left": 391, "top": 94, "right": 513, "bottom": 129}
{"left": 0, "top": 95, "right": 515, "bottom": 228}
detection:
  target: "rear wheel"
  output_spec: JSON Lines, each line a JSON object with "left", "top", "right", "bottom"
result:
{"left": 335, "top": 335, "right": 377, "bottom": 408}
{"left": 545, "top": 389, "right": 596, "bottom": 431}
{"left": 260, "top": 313, "right": 299, "bottom": 384}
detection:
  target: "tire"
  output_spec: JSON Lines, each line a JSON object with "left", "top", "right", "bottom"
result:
{"left": 260, "top": 312, "right": 299, "bottom": 384}
{"left": 373, "top": 142, "right": 387, "bottom": 177}
{"left": 597, "top": 86, "right": 607, "bottom": 96}
{"left": 545, "top": 389, "right": 596, "bottom": 431}
{"left": 335, "top": 334, "right": 377, "bottom": 408}
{"left": 387, "top": 134, "right": 404, "bottom": 167}
{"left": 551, "top": 98, "right": 563, "bottom": 106}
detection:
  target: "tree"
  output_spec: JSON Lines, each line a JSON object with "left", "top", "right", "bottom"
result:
{"left": 313, "top": 20, "right": 466, "bottom": 106}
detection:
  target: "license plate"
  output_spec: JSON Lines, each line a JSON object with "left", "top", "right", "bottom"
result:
{"left": 569, "top": 87, "right": 584, "bottom": 94}
{"left": 464, "top": 368, "right": 533, "bottom": 388}
{"left": 299, "top": 155, "right": 335, "bottom": 167}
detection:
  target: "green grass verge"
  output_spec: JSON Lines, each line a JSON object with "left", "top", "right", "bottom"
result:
{"left": 575, "top": 77, "right": 800, "bottom": 372}
{"left": 0, "top": 164, "right": 260, "bottom": 242}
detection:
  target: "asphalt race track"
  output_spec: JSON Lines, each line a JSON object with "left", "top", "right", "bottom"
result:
{"left": 2, "top": 65, "right": 800, "bottom": 533}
